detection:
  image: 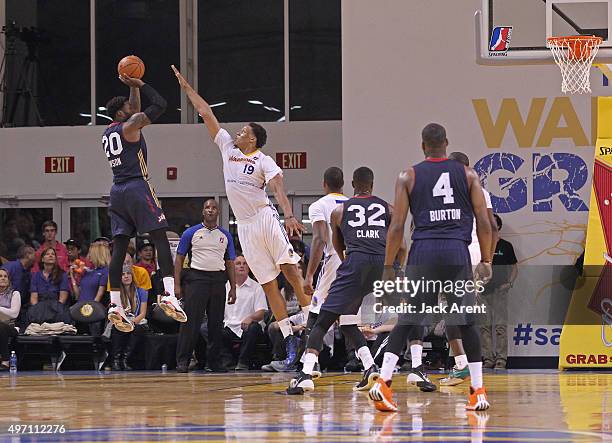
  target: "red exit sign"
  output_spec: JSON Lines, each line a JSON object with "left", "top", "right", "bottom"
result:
{"left": 45, "top": 156, "right": 75, "bottom": 173}
{"left": 276, "top": 152, "right": 307, "bottom": 169}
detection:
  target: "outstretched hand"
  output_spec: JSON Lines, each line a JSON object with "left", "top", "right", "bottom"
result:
{"left": 171, "top": 65, "right": 190, "bottom": 89}
{"left": 119, "top": 74, "right": 144, "bottom": 88}
{"left": 284, "top": 216, "right": 304, "bottom": 238}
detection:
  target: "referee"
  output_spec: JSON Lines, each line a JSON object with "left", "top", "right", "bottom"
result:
{"left": 175, "top": 199, "right": 236, "bottom": 373}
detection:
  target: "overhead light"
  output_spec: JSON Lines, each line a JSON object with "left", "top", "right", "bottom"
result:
{"left": 264, "top": 106, "right": 281, "bottom": 112}
{"left": 290, "top": 105, "right": 302, "bottom": 110}
{"left": 277, "top": 116, "right": 286, "bottom": 122}
{"left": 248, "top": 100, "right": 263, "bottom": 105}
{"left": 210, "top": 102, "right": 226, "bottom": 108}
{"left": 80, "top": 113, "right": 112, "bottom": 121}
{"left": 98, "top": 106, "right": 107, "bottom": 111}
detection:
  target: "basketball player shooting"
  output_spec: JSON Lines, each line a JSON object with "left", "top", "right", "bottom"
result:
{"left": 103, "top": 74, "right": 187, "bottom": 332}
{"left": 171, "top": 65, "right": 311, "bottom": 368}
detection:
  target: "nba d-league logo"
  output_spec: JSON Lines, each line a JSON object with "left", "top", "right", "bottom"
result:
{"left": 489, "top": 26, "right": 513, "bottom": 56}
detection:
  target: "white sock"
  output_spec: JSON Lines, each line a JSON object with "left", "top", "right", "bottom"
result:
{"left": 302, "top": 352, "right": 318, "bottom": 375}
{"left": 455, "top": 354, "right": 468, "bottom": 369}
{"left": 468, "top": 361, "right": 483, "bottom": 389}
{"left": 110, "top": 290, "right": 121, "bottom": 307}
{"left": 356, "top": 346, "right": 375, "bottom": 370}
{"left": 162, "top": 277, "right": 175, "bottom": 297}
{"left": 380, "top": 352, "right": 399, "bottom": 382}
{"left": 410, "top": 344, "right": 423, "bottom": 368}
{"left": 278, "top": 318, "right": 293, "bottom": 338}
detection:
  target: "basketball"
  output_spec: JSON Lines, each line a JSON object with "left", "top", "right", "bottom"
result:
{"left": 117, "top": 55, "right": 145, "bottom": 79}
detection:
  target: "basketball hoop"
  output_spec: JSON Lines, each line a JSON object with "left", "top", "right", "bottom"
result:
{"left": 547, "top": 35, "right": 603, "bottom": 94}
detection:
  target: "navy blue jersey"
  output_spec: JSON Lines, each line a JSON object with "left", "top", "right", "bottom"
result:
{"left": 410, "top": 158, "right": 473, "bottom": 242}
{"left": 102, "top": 122, "right": 149, "bottom": 183}
{"left": 340, "top": 195, "right": 390, "bottom": 256}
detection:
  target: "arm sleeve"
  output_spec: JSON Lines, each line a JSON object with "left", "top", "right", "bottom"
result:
{"left": 0, "top": 291, "right": 21, "bottom": 319}
{"left": 140, "top": 83, "right": 167, "bottom": 123}
{"left": 220, "top": 228, "right": 236, "bottom": 260}
{"left": 261, "top": 155, "right": 283, "bottom": 184}
{"left": 177, "top": 227, "right": 196, "bottom": 257}
{"left": 30, "top": 273, "right": 39, "bottom": 292}
{"left": 60, "top": 273, "right": 70, "bottom": 292}
{"left": 99, "top": 268, "right": 109, "bottom": 288}
{"left": 253, "top": 285, "right": 268, "bottom": 312}
{"left": 213, "top": 128, "right": 234, "bottom": 155}
{"left": 308, "top": 200, "right": 325, "bottom": 223}
{"left": 507, "top": 242, "right": 518, "bottom": 264}
{"left": 483, "top": 189, "right": 493, "bottom": 209}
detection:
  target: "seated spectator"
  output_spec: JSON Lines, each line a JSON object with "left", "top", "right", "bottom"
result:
{"left": 32, "top": 221, "right": 69, "bottom": 272}
{"left": 0, "top": 269, "right": 20, "bottom": 371}
{"left": 2, "top": 245, "right": 35, "bottom": 306}
{"left": 70, "top": 243, "right": 110, "bottom": 303}
{"left": 136, "top": 238, "right": 156, "bottom": 276}
{"left": 65, "top": 238, "right": 88, "bottom": 276}
{"left": 111, "top": 265, "right": 148, "bottom": 371}
{"left": 205, "top": 256, "right": 267, "bottom": 371}
{"left": 69, "top": 243, "right": 110, "bottom": 336}
{"left": 105, "top": 251, "right": 152, "bottom": 296}
{"left": 28, "top": 248, "right": 71, "bottom": 325}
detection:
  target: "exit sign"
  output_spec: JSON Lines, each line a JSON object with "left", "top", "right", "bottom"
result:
{"left": 276, "top": 152, "right": 307, "bottom": 169}
{"left": 45, "top": 156, "right": 75, "bottom": 173}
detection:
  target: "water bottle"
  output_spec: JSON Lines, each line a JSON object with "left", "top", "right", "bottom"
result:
{"left": 161, "top": 364, "right": 167, "bottom": 374}
{"left": 9, "top": 351, "right": 17, "bottom": 374}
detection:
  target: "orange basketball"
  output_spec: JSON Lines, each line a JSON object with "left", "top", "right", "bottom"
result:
{"left": 117, "top": 55, "right": 145, "bottom": 79}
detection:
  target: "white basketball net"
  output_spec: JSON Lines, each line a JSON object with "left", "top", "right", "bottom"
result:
{"left": 547, "top": 36, "right": 603, "bottom": 94}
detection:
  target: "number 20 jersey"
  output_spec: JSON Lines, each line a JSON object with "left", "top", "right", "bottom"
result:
{"left": 340, "top": 195, "right": 390, "bottom": 256}
{"left": 214, "top": 128, "right": 282, "bottom": 222}
{"left": 410, "top": 158, "right": 473, "bottom": 242}
{"left": 103, "top": 122, "right": 149, "bottom": 184}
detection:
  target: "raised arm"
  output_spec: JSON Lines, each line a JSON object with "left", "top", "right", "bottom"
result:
{"left": 171, "top": 65, "right": 221, "bottom": 139}
{"left": 267, "top": 173, "right": 304, "bottom": 237}
{"left": 330, "top": 204, "right": 345, "bottom": 261}
{"left": 120, "top": 76, "right": 167, "bottom": 142}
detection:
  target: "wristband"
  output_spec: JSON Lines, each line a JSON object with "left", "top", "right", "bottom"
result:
{"left": 480, "top": 260, "right": 492, "bottom": 264}
{"left": 286, "top": 215, "right": 296, "bottom": 220}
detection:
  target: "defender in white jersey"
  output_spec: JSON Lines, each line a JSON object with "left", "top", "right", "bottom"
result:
{"left": 440, "top": 151, "right": 499, "bottom": 387}
{"left": 173, "top": 66, "right": 311, "bottom": 368}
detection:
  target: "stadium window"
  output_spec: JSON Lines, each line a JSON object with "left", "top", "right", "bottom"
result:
{"left": 3, "top": 0, "right": 90, "bottom": 127}
{"left": 198, "top": 0, "right": 284, "bottom": 123}
{"left": 95, "top": 0, "right": 180, "bottom": 124}
{"left": 289, "top": 0, "right": 341, "bottom": 121}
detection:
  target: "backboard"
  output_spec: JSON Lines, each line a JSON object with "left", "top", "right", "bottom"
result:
{"left": 476, "top": 0, "right": 612, "bottom": 64}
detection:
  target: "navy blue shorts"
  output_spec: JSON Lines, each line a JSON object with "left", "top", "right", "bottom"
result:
{"left": 109, "top": 179, "right": 168, "bottom": 238}
{"left": 321, "top": 252, "right": 384, "bottom": 316}
{"left": 399, "top": 238, "right": 477, "bottom": 326}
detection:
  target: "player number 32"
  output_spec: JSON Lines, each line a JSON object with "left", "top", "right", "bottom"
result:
{"left": 347, "top": 203, "right": 386, "bottom": 227}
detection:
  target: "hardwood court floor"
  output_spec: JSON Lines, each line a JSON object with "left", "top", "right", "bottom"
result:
{"left": 0, "top": 370, "right": 610, "bottom": 442}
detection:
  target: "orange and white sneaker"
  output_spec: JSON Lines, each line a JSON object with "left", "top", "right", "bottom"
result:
{"left": 108, "top": 304, "right": 134, "bottom": 332}
{"left": 466, "top": 386, "right": 490, "bottom": 411}
{"left": 368, "top": 379, "right": 398, "bottom": 412}
{"left": 159, "top": 294, "right": 187, "bottom": 322}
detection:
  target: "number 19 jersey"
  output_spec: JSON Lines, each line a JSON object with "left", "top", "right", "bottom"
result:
{"left": 410, "top": 158, "right": 473, "bottom": 242}
{"left": 214, "top": 128, "right": 282, "bottom": 222}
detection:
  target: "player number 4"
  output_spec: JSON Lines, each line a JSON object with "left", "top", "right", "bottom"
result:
{"left": 433, "top": 172, "right": 454, "bottom": 204}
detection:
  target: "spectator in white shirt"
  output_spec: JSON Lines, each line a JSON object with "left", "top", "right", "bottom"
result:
{"left": 220, "top": 255, "right": 268, "bottom": 371}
